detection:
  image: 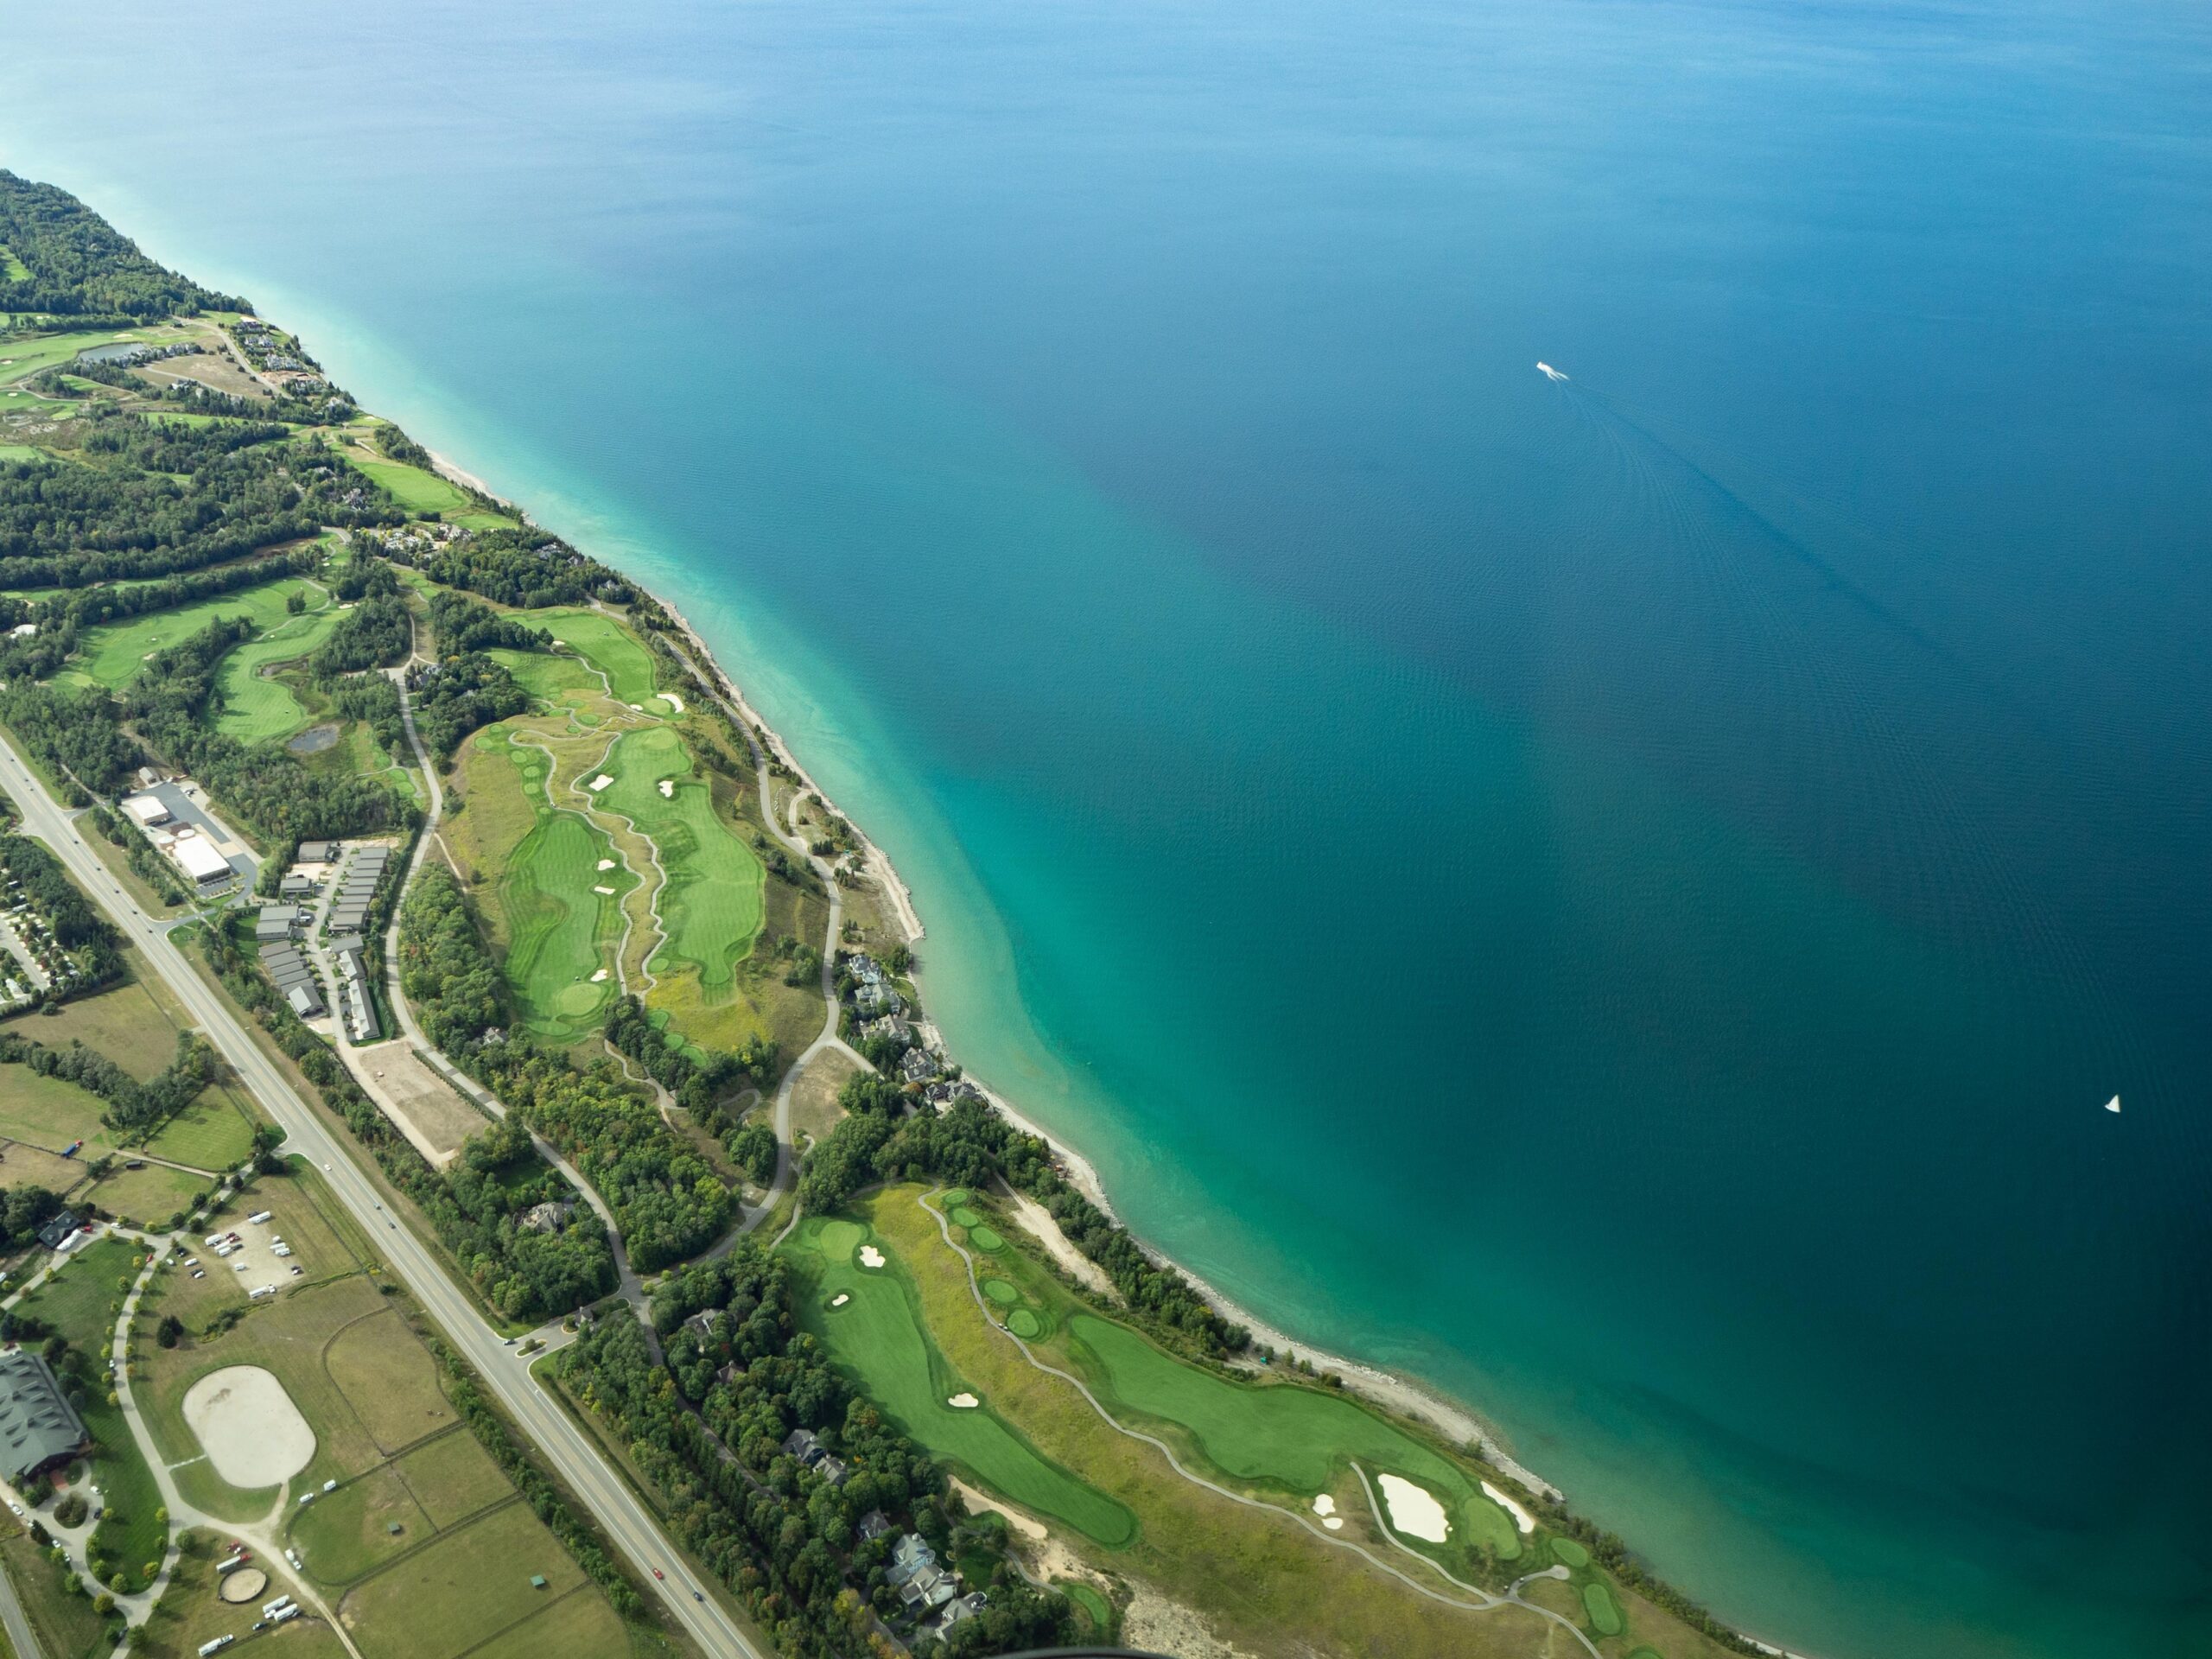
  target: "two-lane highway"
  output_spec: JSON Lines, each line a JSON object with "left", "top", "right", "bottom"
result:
{"left": 0, "top": 736, "right": 761, "bottom": 1659}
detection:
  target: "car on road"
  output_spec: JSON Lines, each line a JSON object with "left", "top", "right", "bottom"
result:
{"left": 652, "top": 1569, "right": 664, "bottom": 1581}
{"left": 693, "top": 1592, "right": 704, "bottom": 1603}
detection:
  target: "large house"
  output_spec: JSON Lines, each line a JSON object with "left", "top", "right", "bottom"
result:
{"left": 0, "top": 1350, "right": 91, "bottom": 1484}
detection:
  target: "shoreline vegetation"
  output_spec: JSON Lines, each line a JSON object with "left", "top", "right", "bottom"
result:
{"left": 0, "top": 166, "right": 1804, "bottom": 1658}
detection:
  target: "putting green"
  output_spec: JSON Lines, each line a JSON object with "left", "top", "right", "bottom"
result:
{"left": 1626, "top": 1649, "right": 1663, "bottom": 1659}
{"left": 1551, "top": 1538, "right": 1590, "bottom": 1568}
{"left": 967, "top": 1225, "right": 1006, "bottom": 1253}
{"left": 785, "top": 1217, "right": 1134, "bottom": 1546}
{"left": 938, "top": 1189, "right": 969, "bottom": 1208}
{"left": 1581, "top": 1580, "right": 1624, "bottom": 1637}
{"left": 1068, "top": 1314, "right": 1520, "bottom": 1559}
{"left": 1060, "top": 1581, "right": 1110, "bottom": 1632}
{"left": 982, "top": 1280, "right": 1019, "bottom": 1306}
{"left": 816, "top": 1219, "right": 862, "bottom": 1262}
{"left": 1007, "top": 1309, "right": 1043, "bottom": 1340}
{"left": 596, "top": 726, "right": 764, "bottom": 991}
{"left": 950, "top": 1206, "right": 984, "bottom": 1229}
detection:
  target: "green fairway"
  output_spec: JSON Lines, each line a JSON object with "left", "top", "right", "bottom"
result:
{"left": 490, "top": 647, "right": 604, "bottom": 715}
{"left": 0, "top": 327, "right": 162, "bottom": 387}
{"left": 213, "top": 596, "right": 346, "bottom": 741}
{"left": 342, "top": 451, "right": 512, "bottom": 529}
{"left": 524, "top": 608, "right": 663, "bottom": 707}
{"left": 1582, "top": 1580, "right": 1624, "bottom": 1637}
{"left": 785, "top": 1216, "right": 1135, "bottom": 1546}
{"left": 1550, "top": 1537, "right": 1590, "bottom": 1568}
{"left": 76, "top": 574, "right": 318, "bottom": 689}
{"left": 1067, "top": 1313, "right": 1522, "bottom": 1559}
{"left": 982, "top": 1279, "right": 1019, "bottom": 1305}
{"left": 596, "top": 724, "right": 764, "bottom": 989}
{"left": 501, "top": 802, "right": 626, "bottom": 1041}
{"left": 967, "top": 1225, "right": 1005, "bottom": 1253}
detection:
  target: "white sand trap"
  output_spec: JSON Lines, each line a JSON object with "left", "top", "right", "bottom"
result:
{"left": 628, "top": 703, "right": 644, "bottom": 711}
{"left": 1482, "top": 1479, "right": 1536, "bottom": 1535}
{"left": 597, "top": 859, "right": 617, "bottom": 871}
{"left": 658, "top": 779, "right": 674, "bottom": 798}
{"left": 1324, "top": 1516, "right": 1344, "bottom": 1529}
{"left": 588, "top": 774, "right": 613, "bottom": 792}
{"left": 1377, "top": 1473, "right": 1451, "bottom": 1543}
{"left": 858, "top": 1244, "right": 886, "bottom": 1268}
{"left": 830, "top": 1293, "right": 849, "bottom": 1307}
{"left": 948, "top": 1393, "right": 980, "bottom": 1409}
{"left": 1313, "top": 1494, "right": 1337, "bottom": 1517}
{"left": 658, "top": 692, "right": 684, "bottom": 713}
{"left": 590, "top": 968, "right": 609, "bottom": 982}
{"left": 593, "top": 885, "right": 615, "bottom": 895}
{"left": 184, "top": 1366, "right": 315, "bottom": 1488}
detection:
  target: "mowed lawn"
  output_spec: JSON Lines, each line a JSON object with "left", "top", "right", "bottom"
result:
{"left": 523, "top": 608, "right": 663, "bottom": 708}
{"left": 337, "top": 1500, "right": 586, "bottom": 1659}
{"left": 75, "top": 574, "right": 320, "bottom": 689}
{"left": 6, "top": 977, "right": 187, "bottom": 1078}
{"left": 499, "top": 778, "right": 629, "bottom": 1041}
{"left": 289, "top": 1425, "right": 509, "bottom": 1588}
{"left": 214, "top": 594, "right": 346, "bottom": 741}
{"left": 340, "top": 450, "right": 513, "bottom": 531}
{"left": 597, "top": 724, "right": 764, "bottom": 989}
{"left": 785, "top": 1215, "right": 1135, "bottom": 1546}
{"left": 1066, "top": 1313, "right": 1521, "bottom": 1560}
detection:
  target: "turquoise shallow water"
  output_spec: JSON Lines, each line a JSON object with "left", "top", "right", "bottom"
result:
{"left": 7, "top": 3, "right": 2211, "bottom": 1654}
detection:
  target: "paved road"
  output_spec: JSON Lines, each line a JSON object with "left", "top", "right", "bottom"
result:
{"left": 0, "top": 738, "right": 763, "bottom": 1659}
{"left": 0, "top": 1522, "right": 41, "bottom": 1659}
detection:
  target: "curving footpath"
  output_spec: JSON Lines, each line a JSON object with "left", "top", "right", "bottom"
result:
{"left": 0, "top": 734, "right": 765, "bottom": 1658}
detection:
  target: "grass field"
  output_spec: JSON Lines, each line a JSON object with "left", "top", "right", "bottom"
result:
{"left": 501, "top": 798, "right": 628, "bottom": 1041}
{"left": 524, "top": 609, "right": 663, "bottom": 708}
{"left": 3, "top": 976, "right": 184, "bottom": 1078}
{"left": 289, "top": 1428, "right": 509, "bottom": 1586}
{"left": 142, "top": 1089, "right": 258, "bottom": 1169}
{"left": 326, "top": 1308, "right": 460, "bottom": 1452}
{"left": 75, "top": 574, "right": 320, "bottom": 690}
{"left": 597, "top": 725, "right": 764, "bottom": 991}
{"left": 340, "top": 450, "right": 517, "bottom": 532}
{"left": 213, "top": 594, "right": 346, "bottom": 741}
{"left": 0, "top": 1529, "right": 113, "bottom": 1659}
{"left": 89, "top": 1160, "right": 207, "bottom": 1225}
{"left": 834, "top": 1190, "right": 1555, "bottom": 1659}
{"left": 1066, "top": 1312, "right": 1521, "bottom": 1560}
{"left": 0, "top": 1065, "right": 116, "bottom": 1154}
{"left": 336, "top": 1500, "right": 586, "bottom": 1659}
{"left": 459, "top": 1589, "right": 632, "bottom": 1659}
{"left": 785, "top": 1214, "right": 1136, "bottom": 1546}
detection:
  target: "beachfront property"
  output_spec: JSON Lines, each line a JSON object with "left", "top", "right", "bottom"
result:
{"left": 860, "top": 1015, "right": 912, "bottom": 1047}
{"left": 922, "top": 1079, "right": 982, "bottom": 1113}
{"left": 899, "top": 1046, "right": 942, "bottom": 1084}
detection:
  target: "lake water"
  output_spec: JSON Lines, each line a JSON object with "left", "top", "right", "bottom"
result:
{"left": 6, "top": 3, "right": 2209, "bottom": 1653}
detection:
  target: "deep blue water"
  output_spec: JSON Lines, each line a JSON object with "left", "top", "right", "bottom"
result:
{"left": 8, "top": 3, "right": 2211, "bottom": 1654}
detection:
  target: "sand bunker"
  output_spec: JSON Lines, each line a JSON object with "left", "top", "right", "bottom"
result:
{"left": 219, "top": 1567, "right": 268, "bottom": 1604}
{"left": 588, "top": 774, "right": 613, "bottom": 792}
{"left": 590, "top": 968, "right": 609, "bottom": 982}
{"left": 948, "top": 1393, "right": 980, "bottom": 1409}
{"left": 858, "top": 1244, "right": 885, "bottom": 1268}
{"left": 1377, "top": 1473, "right": 1451, "bottom": 1543}
{"left": 658, "top": 779, "right": 675, "bottom": 798}
{"left": 830, "top": 1293, "right": 850, "bottom": 1307}
{"left": 593, "top": 885, "right": 615, "bottom": 895}
{"left": 1311, "top": 1493, "right": 1345, "bottom": 1531}
{"left": 1482, "top": 1479, "right": 1536, "bottom": 1535}
{"left": 184, "top": 1366, "right": 315, "bottom": 1488}
{"left": 597, "top": 859, "right": 617, "bottom": 871}
{"left": 658, "top": 692, "right": 685, "bottom": 712}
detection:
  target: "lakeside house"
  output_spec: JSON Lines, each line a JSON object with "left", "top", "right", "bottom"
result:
{"left": 860, "top": 1015, "right": 912, "bottom": 1048}
{"left": 922, "top": 1080, "right": 982, "bottom": 1113}
{"left": 899, "top": 1047, "right": 942, "bottom": 1084}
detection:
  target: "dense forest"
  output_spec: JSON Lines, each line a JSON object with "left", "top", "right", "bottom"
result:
{"left": 406, "top": 652, "right": 531, "bottom": 759}
{"left": 397, "top": 868, "right": 734, "bottom": 1269}
{"left": 391, "top": 524, "right": 635, "bottom": 610}
{"left": 0, "top": 169, "right": 246, "bottom": 318}
{"left": 0, "top": 406, "right": 395, "bottom": 590}
{"left": 564, "top": 1247, "right": 1076, "bottom": 1658}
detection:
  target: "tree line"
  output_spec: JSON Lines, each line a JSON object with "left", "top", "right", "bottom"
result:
{"left": 0, "top": 170, "right": 247, "bottom": 317}
{"left": 0, "top": 1027, "right": 212, "bottom": 1136}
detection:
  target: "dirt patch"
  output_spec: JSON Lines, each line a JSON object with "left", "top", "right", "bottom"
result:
{"left": 789, "top": 1047, "right": 861, "bottom": 1149}
{"left": 184, "top": 1365, "right": 315, "bottom": 1487}
{"left": 343, "top": 1041, "right": 483, "bottom": 1166}
{"left": 219, "top": 1567, "right": 268, "bottom": 1604}
{"left": 1123, "top": 1586, "right": 1259, "bottom": 1659}
{"left": 1001, "top": 1185, "right": 1116, "bottom": 1300}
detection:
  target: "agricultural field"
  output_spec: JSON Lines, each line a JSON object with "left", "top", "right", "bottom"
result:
{"left": 6, "top": 975, "right": 190, "bottom": 1078}
{"left": 796, "top": 1189, "right": 1736, "bottom": 1659}
{"left": 334, "top": 1500, "right": 587, "bottom": 1659}
{"left": 73, "top": 573, "right": 323, "bottom": 690}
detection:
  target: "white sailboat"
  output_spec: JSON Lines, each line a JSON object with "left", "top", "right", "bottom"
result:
{"left": 1535, "top": 361, "right": 1567, "bottom": 382}
{"left": 2104, "top": 1095, "right": 2121, "bottom": 1114}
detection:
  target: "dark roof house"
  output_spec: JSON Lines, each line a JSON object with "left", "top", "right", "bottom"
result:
{"left": 0, "top": 1350, "right": 90, "bottom": 1483}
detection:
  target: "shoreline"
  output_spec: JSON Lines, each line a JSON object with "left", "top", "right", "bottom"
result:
{"left": 424, "top": 437, "right": 1566, "bottom": 1503}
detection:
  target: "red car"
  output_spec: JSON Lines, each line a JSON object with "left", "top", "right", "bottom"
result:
{"left": 652, "top": 1569, "right": 665, "bottom": 1581}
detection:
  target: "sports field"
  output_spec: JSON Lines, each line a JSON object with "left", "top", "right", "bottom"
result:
{"left": 525, "top": 608, "right": 663, "bottom": 707}
{"left": 75, "top": 573, "right": 320, "bottom": 689}
{"left": 785, "top": 1213, "right": 1136, "bottom": 1546}
{"left": 213, "top": 594, "right": 346, "bottom": 741}
{"left": 1067, "top": 1313, "right": 1521, "bottom": 1560}
{"left": 596, "top": 724, "right": 764, "bottom": 988}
